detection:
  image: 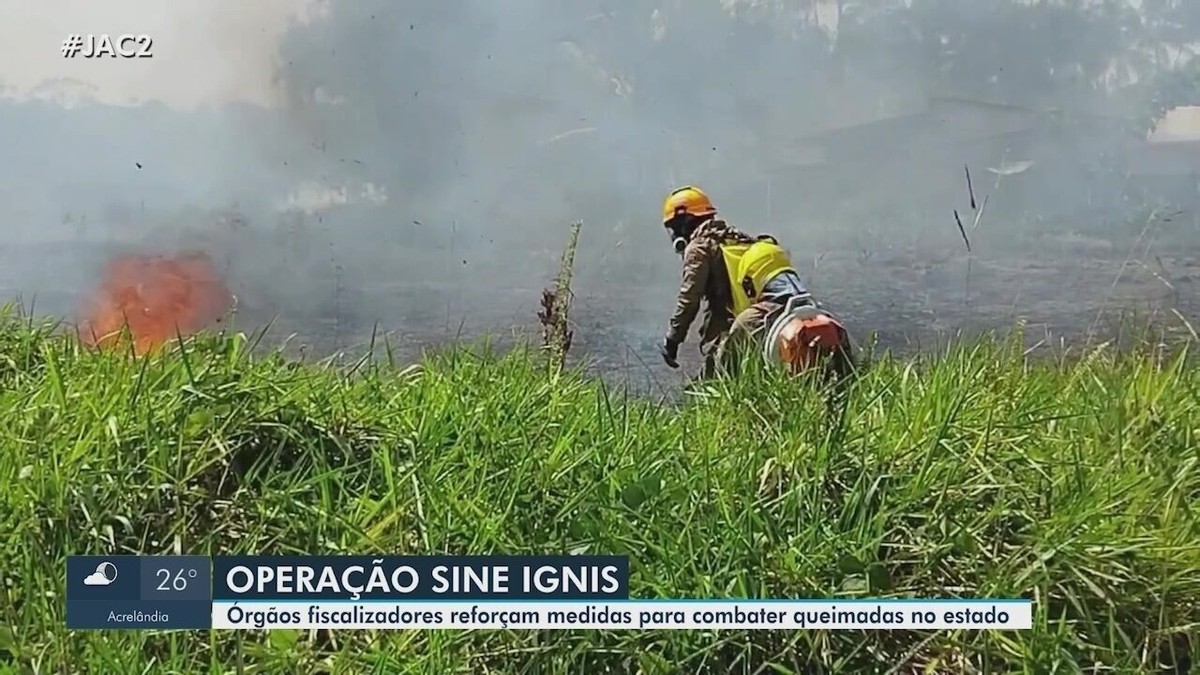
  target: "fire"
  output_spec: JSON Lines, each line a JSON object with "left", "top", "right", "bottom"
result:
{"left": 80, "top": 251, "right": 233, "bottom": 354}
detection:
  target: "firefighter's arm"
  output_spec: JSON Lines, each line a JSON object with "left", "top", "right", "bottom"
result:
{"left": 665, "top": 245, "right": 710, "bottom": 347}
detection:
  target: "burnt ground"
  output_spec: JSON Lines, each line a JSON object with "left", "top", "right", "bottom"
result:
{"left": 3, "top": 220, "right": 1198, "bottom": 395}
{"left": 231, "top": 223, "right": 1200, "bottom": 393}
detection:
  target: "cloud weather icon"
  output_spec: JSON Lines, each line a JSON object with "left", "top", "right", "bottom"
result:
{"left": 83, "top": 562, "right": 118, "bottom": 586}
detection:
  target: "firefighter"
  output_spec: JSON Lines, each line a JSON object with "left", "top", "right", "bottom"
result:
{"left": 657, "top": 185, "right": 815, "bottom": 377}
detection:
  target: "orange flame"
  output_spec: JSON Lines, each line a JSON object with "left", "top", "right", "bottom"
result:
{"left": 80, "top": 252, "right": 233, "bottom": 355}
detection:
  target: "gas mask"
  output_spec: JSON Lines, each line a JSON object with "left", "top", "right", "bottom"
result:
{"left": 665, "top": 217, "right": 693, "bottom": 256}
{"left": 671, "top": 233, "right": 688, "bottom": 255}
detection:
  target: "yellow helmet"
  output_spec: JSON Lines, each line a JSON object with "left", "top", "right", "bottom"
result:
{"left": 661, "top": 186, "right": 716, "bottom": 224}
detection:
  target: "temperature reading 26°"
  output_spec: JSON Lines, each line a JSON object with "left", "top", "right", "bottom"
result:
{"left": 156, "top": 567, "right": 198, "bottom": 592}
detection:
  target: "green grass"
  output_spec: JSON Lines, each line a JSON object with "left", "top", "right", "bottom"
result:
{"left": 0, "top": 307, "right": 1197, "bottom": 674}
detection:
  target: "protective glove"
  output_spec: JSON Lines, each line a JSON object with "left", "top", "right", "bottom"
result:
{"left": 659, "top": 337, "right": 680, "bottom": 369}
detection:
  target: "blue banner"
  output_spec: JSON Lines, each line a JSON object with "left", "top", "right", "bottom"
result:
{"left": 66, "top": 555, "right": 212, "bottom": 629}
{"left": 213, "top": 555, "right": 629, "bottom": 601}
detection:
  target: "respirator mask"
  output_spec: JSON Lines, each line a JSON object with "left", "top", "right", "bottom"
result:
{"left": 665, "top": 216, "right": 692, "bottom": 255}
{"left": 671, "top": 233, "right": 688, "bottom": 255}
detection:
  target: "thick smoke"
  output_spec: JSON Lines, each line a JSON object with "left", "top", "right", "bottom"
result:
{"left": 1, "top": 0, "right": 1197, "bottom": 377}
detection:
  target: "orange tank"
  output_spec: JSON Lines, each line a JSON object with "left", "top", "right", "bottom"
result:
{"left": 773, "top": 312, "right": 849, "bottom": 375}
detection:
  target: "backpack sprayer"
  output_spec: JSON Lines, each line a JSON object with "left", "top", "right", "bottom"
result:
{"left": 761, "top": 295, "right": 854, "bottom": 374}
